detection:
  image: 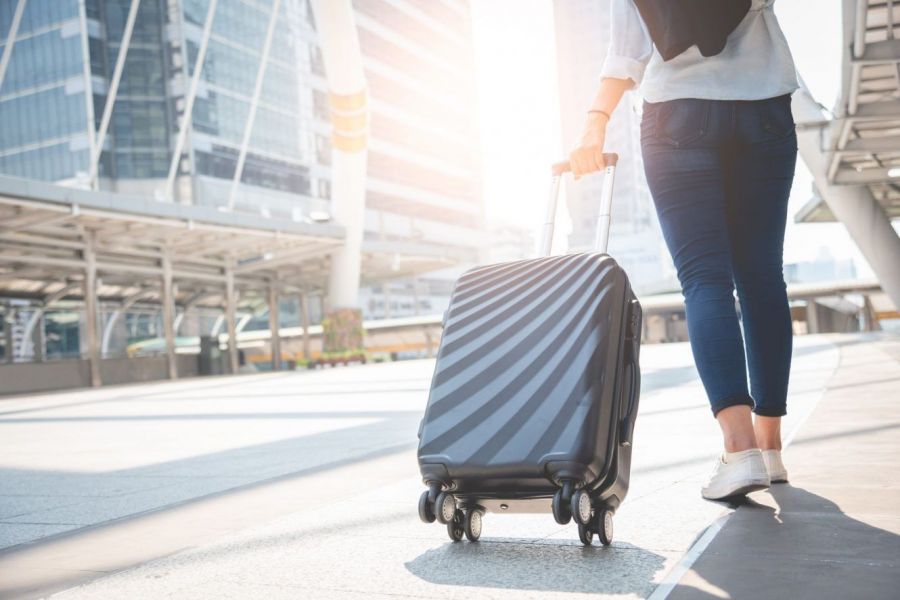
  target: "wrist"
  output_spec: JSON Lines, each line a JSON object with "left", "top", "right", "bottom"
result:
{"left": 586, "top": 112, "right": 609, "bottom": 129}
{"left": 587, "top": 110, "right": 610, "bottom": 127}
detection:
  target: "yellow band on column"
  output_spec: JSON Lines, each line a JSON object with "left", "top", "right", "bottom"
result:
{"left": 329, "top": 89, "right": 367, "bottom": 112}
{"left": 330, "top": 111, "right": 368, "bottom": 132}
{"left": 331, "top": 131, "right": 368, "bottom": 152}
{"left": 329, "top": 88, "right": 368, "bottom": 152}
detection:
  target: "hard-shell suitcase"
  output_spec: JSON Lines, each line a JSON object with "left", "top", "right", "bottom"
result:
{"left": 416, "top": 154, "right": 643, "bottom": 546}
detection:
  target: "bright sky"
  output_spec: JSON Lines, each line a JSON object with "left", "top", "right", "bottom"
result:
{"left": 470, "top": 0, "right": 873, "bottom": 277}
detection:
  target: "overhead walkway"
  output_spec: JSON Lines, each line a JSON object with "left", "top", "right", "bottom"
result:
{"left": 797, "top": 0, "right": 900, "bottom": 220}
{"left": 0, "top": 333, "right": 896, "bottom": 599}
{"left": 794, "top": 0, "right": 900, "bottom": 311}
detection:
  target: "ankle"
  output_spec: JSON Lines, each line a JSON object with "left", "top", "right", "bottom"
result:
{"left": 722, "top": 434, "right": 758, "bottom": 453}
{"left": 753, "top": 416, "right": 782, "bottom": 451}
{"left": 756, "top": 439, "right": 782, "bottom": 451}
{"left": 715, "top": 405, "right": 758, "bottom": 453}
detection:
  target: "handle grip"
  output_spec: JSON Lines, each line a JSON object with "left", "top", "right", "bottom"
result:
{"left": 552, "top": 153, "right": 619, "bottom": 176}
{"left": 542, "top": 152, "right": 619, "bottom": 257}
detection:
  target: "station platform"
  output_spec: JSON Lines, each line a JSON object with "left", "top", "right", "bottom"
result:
{"left": 0, "top": 333, "right": 897, "bottom": 599}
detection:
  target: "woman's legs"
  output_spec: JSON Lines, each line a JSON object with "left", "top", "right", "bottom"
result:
{"left": 641, "top": 100, "right": 758, "bottom": 451}
{"left": 726, "top": 96, "right": 798, "bottom": 447}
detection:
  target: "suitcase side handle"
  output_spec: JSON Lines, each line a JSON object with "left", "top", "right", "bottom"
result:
{"left": 619, "top": 299, "right": 642, "bottom": 446}
{"left": 541, "top": 153, "right": 619, "bottom": 257}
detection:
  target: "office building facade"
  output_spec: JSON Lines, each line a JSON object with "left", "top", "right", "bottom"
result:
{"left": 553, "top": 0, "right": 676, "bottom": 295}
{"left": 0, "top": 0, "right": 484, "bottom": 299}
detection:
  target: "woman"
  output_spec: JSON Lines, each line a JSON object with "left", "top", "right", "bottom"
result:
{"left": 570, "top": 0, "right": 798, "bottom": 500}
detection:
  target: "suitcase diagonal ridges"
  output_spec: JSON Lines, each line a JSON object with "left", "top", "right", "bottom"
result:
{"left": 433, "top": 254, "right": 598, "bottom": 382}
{"left": 462, "top": 291, "right": 614, "bottom": 467}
{"left": 453, "top": 255, "right": 556, "bottom": 295}
{"left": 420, "top": 266, "right": 616, "bottom": 453}
{"left": 447, "top": 255, "right": 571, "bottom": 324}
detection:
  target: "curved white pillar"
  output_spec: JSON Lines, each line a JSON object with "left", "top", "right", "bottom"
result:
{"left": 310, "top": 0, "right": 368, "bottom": 309}
{"left": 18, "top": 282, "right": 80, "bottom": 359}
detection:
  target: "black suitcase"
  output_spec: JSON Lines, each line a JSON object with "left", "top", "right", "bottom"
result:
{"left": 416, "top": 154, "right": 642, "bottom": 546}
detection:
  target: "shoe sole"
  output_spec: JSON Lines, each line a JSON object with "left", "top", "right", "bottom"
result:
{"left": 702, "top": 480, "right": 770, "bottom": 501}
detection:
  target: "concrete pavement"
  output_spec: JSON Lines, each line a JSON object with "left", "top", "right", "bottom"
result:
{"left": 666, "top": 334, "right": 900, "bottom": 599}
{"left": 0, "top": 334, "right": 893, "bottom": 599}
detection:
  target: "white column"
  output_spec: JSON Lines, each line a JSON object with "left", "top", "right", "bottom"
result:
{"left": 3, "top": 303, "right": 13, "bottom": 364}
{"left": 224, "top": 265, "right": 238, "bottom": 374}
{"left": 310, "top": 0, "right": 368, "bottom": 310}
{"left": 33, "top": 313, "right": 45, "bottom": 362}
{"left": 794, "top": 88, "right": 900, "bottom": 311}
{"left": 268, "top": 282, "right": 281, "bottom": 371}
{"left": 300, "top": 291, "right": 311, "bottom": 360}
{"left": 83, "top": 232, "right": 101, "bottom": 386}
{"left": 161, "top": 250, "right": 177, "bottom": 379}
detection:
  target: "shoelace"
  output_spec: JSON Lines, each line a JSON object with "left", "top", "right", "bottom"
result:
{"left": 704, "top": 454, "right": 728, "bottom": 483}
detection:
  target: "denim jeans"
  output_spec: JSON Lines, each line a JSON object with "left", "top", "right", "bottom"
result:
{"left": 640, "top": 94, "right": 797, "bottom": 417}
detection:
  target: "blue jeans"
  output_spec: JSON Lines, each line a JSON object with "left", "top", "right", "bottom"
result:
{"left": 640, "top": 95, "right": 797, "bottom": 417}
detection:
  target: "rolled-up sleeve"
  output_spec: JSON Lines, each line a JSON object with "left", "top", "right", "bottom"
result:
{"left": 600, "top": 0, "right": 653, "bottom": 87}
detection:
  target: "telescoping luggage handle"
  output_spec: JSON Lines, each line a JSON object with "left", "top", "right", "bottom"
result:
{"left": 540, "top": 153, "right": 619, "bottom": 258}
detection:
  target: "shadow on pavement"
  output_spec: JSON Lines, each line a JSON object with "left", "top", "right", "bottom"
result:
{"left": 0, "top": 444, "right": 415, "bottom": 599}
{"left": 405, "top": 538, "right": 667, "bottom": 595}
{"left": 668, "top": 485, "right": 900, "bottom": 600}
{"left": 0, "top": 415, "right": 418, "bottom": 552}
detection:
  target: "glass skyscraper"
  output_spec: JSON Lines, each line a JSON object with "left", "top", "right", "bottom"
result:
{"left": 0, "top": 0, "right": 92, "bottom": 182}
{"left": 0, "top": 0, "right": 484, "bottom": 281}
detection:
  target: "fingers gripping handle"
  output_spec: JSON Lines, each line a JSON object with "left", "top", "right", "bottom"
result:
{"left": 551, "top": 153, "right": 619, "bottom": 176}
{"left": 541, "top": 153, "right": 619, "bottom": 257}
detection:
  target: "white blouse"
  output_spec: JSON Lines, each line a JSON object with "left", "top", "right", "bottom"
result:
{"left": 600, "top": 0, "right": 799, "bottom": 103}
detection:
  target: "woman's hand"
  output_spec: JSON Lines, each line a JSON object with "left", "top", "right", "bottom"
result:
{"left": 569, "top": 112, "right": 609, "bottom": 179}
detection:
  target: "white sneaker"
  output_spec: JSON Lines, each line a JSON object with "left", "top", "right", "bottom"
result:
{"left": 762, "top": 449, "right": 788, "bottom": 483}
{"left": 701, "top": 448, "right": 770, "bottom": 500}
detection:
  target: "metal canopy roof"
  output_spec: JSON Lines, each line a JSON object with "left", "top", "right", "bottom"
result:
{"left": 800, "top": 0, "right": 900, "bottom": 222}
{"left": 0, "top": 176, "right": 478, "bottom": 311}
{"left": 0, "top": 176, "right": 346, "bottom": 308}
